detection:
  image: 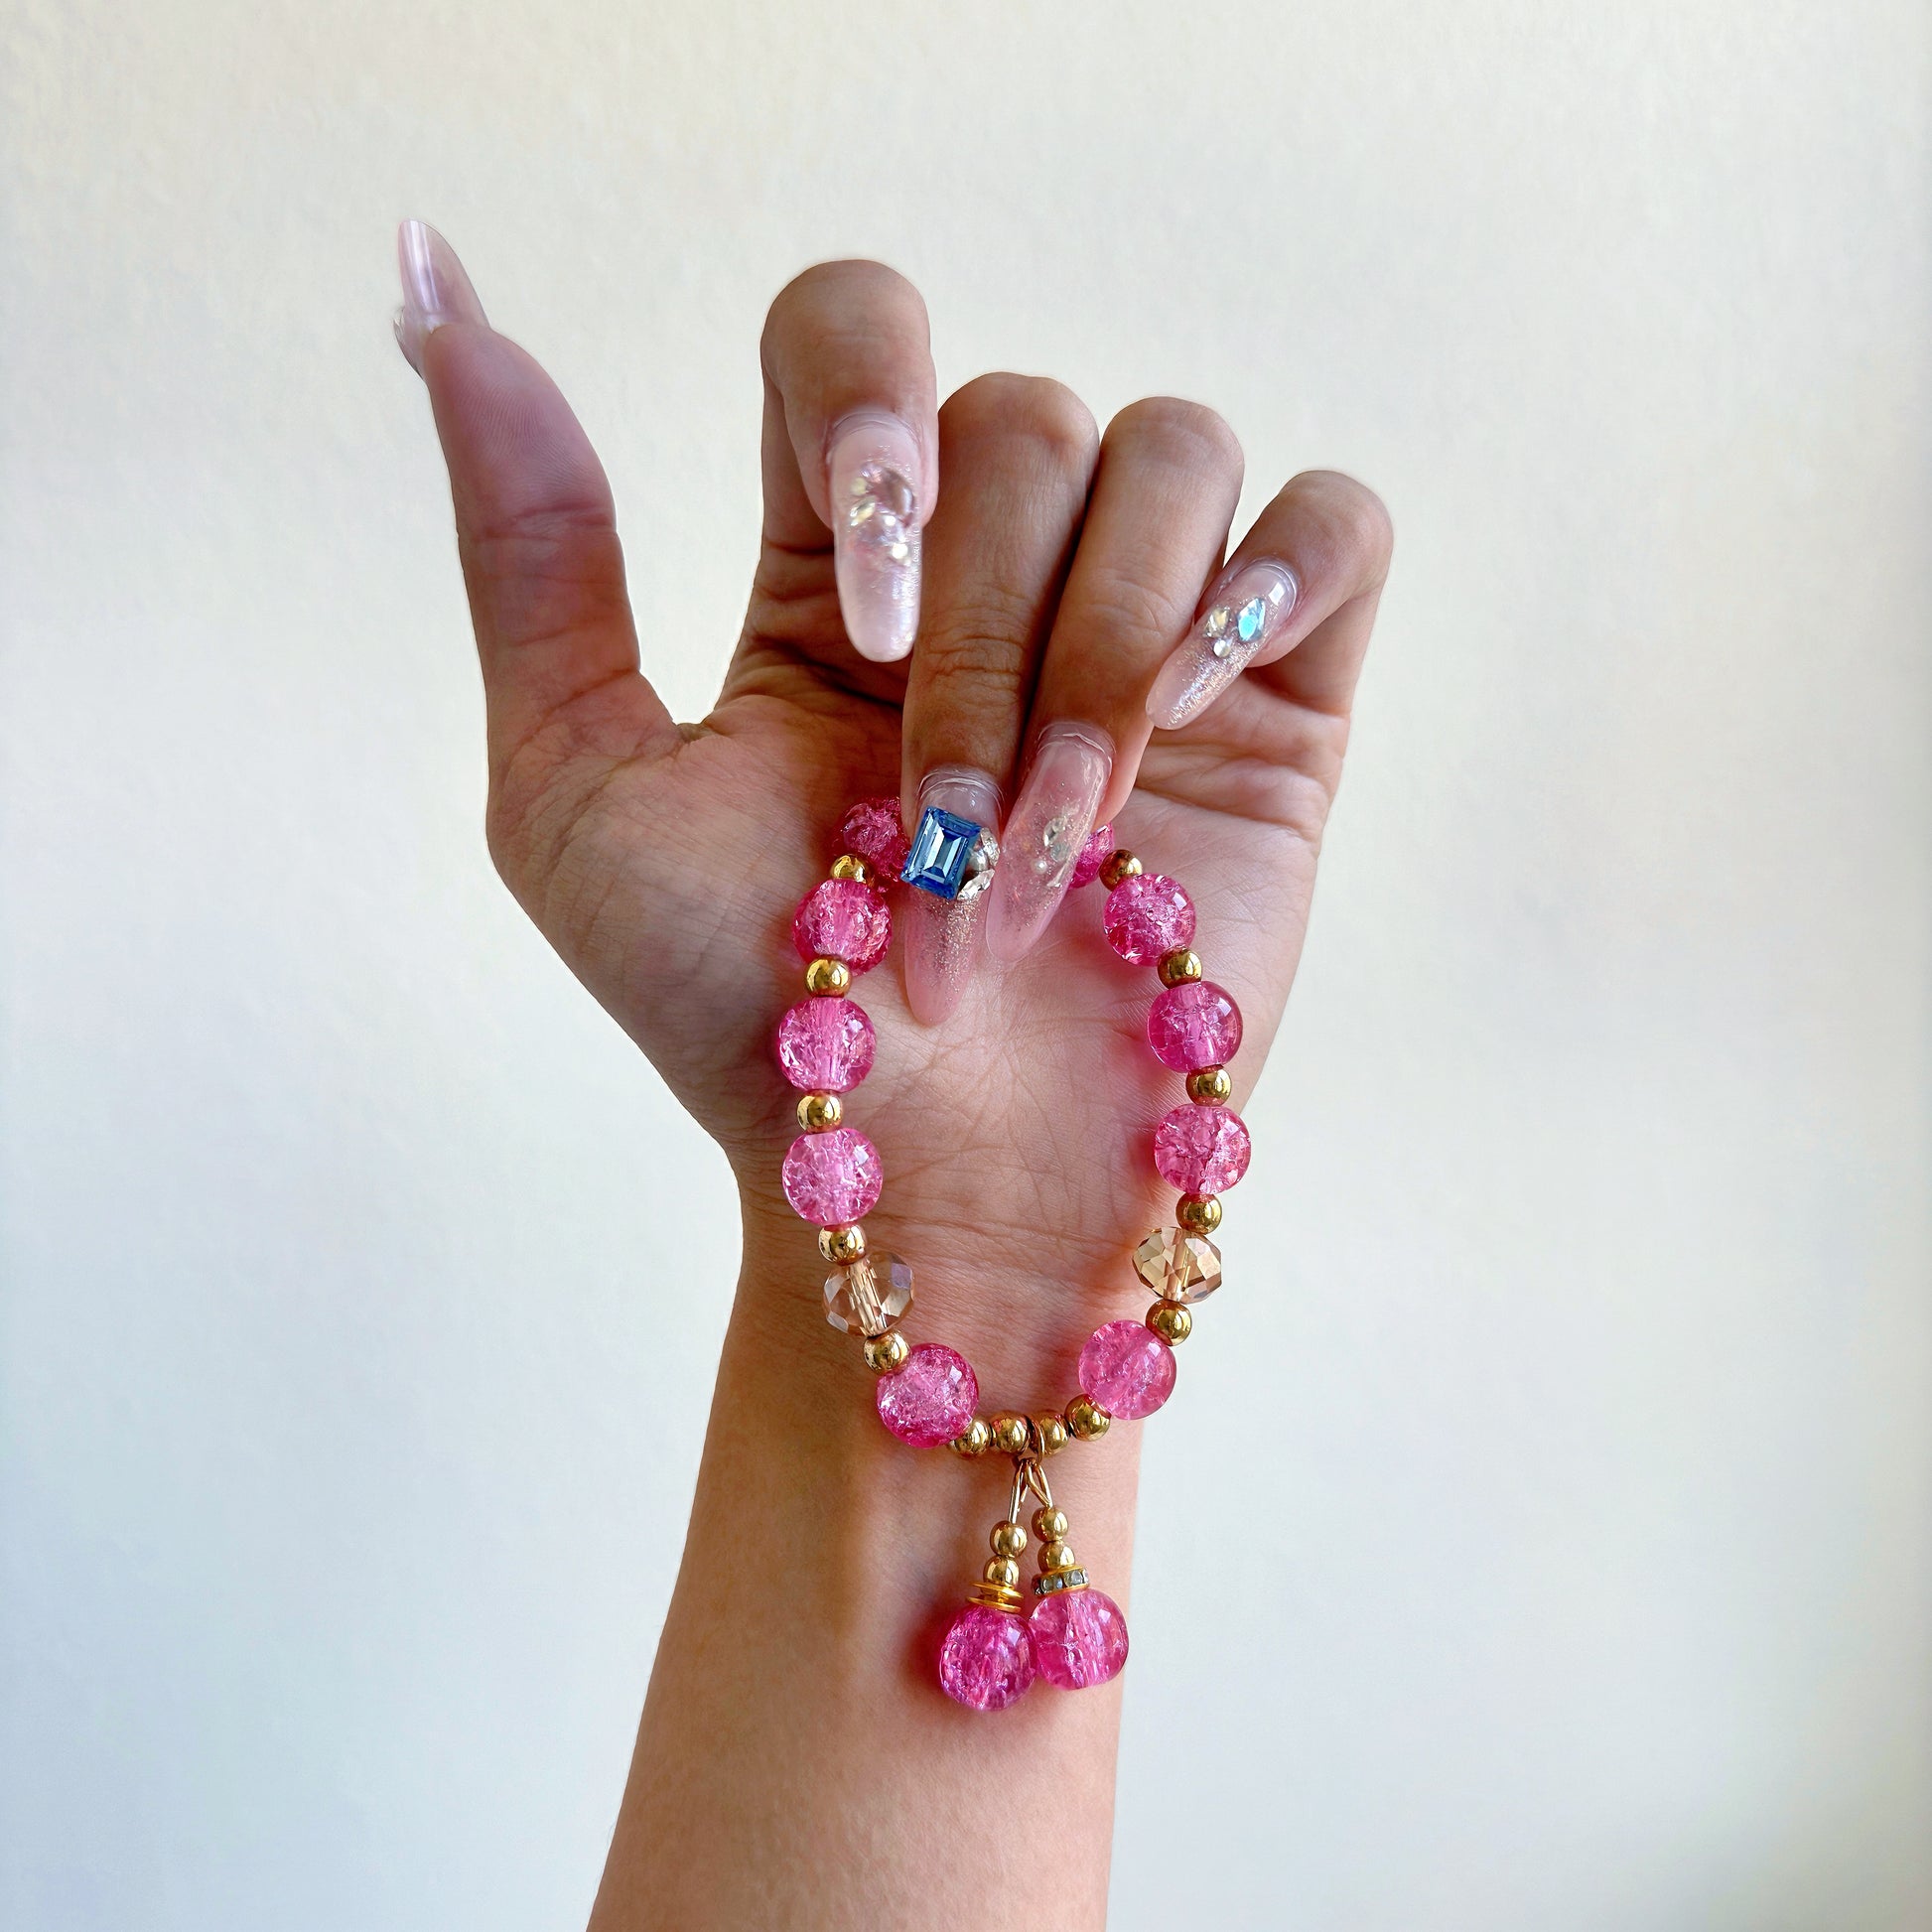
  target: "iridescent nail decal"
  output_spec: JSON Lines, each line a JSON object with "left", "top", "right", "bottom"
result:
{"left": 830, "top": 417, "right": 923, "bottom": 663}
{"left": 1146, "top": 562, "right": 1299, "bottom": 729}
{"left": 984, "top": 721, "right": 1113, "bottom": 964}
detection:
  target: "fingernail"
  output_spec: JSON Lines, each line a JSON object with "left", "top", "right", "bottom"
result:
{"left": 393, "top": 219, "right": 486, "bottom": 376}
{"left": 829, "top": 414, "right": 922, "bottom": 663}
{"left": 901, "top": 765, "right": 1001, "bottom": 1026}
{"left": 984, "top": 722, "right": 1113, "bottom": 964}
{"left": 1146, "top": 562, "right": 1299, "bottom": 729}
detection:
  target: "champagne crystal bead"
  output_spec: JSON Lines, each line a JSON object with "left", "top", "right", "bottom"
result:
{"left": 822, "top": 1251, "right": 913, "bottom": 1335}
{"left": 1133, "top": 1227, "right": 1222, "bottom": 1302}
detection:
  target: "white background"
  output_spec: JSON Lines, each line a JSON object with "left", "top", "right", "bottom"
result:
{"left": 3, "top": 3, "right": 1928, "bottom": 1925}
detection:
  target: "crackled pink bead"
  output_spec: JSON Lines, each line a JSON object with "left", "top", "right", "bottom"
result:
{"left": 839, "top": 796, "right": 911, "bottom": 878}
{"left": 1068, "top": 823, "right": 1115, "bottom": 890}
{"left": 1078, "top": 1318, "right": 1176, "bottom": 1421}
{"left": 781, "top": 1126, "right": 883, "bottom": 1223}
{"left": 1103, "top": 873, "right": 1196, "bottom": 964}
{"left": 1029, "top": 1587, "right": 1129, "bottom": 1690}
{"left": 939, "top": 1603, "right": 1035, "bottom": 1710}
{"left": 791, "top": 879, "right": 891, "bottom": 971}
{"left": 875, "top": 1342, "right": 979, "bottom": 1447}
{"left": 1154, "top": 1102, "right": 1252, "bottom": 1193}
{"left": 1146, "top": 980, "right": 1243, "bottom": 1071}
{"left": 774, "top": 997, "right": 876, "bottom": 1091}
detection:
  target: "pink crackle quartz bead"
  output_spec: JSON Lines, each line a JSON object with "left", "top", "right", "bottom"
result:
{"left": 1078, "top": 1318, "right": 1176, "bottom": 1421}
{"left": 1068, "top": 823, "right": 1115, "bottom": 890}
{"left": 1029, "top": 1587, "right": 1129, "bottom": 1690}
{"left": 839, "top": 796, "right": 911, "bottom": 878}
{"left": 875, "top": 1342, "right": 979, "bottom": 1447}
{"left": 781, "top": 1126, "right": 883, "bottom": 1223}
{"left": 791, "top": 879, "right": 891, "bottom": 971}
{"left": 938, "top": 1603, "right": 1035, "bottom": 1710}
{"left": 1146, "top": 980, "right": 1243, "bottom": 1071}
{"left": 774, "top": 997, "right": 876, "bottom": 1091}
{"left": 1102, "top": 873, "right": 1196, "bottom": 964}
{"left": 1154, "top": 1102, "right": 1252, "bottom": 1193}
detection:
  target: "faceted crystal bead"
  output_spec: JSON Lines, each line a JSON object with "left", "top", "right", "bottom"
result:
{"left": 1153, "top": 1102, "right": 1252, "bottom": 1193}
{"left": 939, "top": 1602, "right": 1035, "bottom": 1711}
{"left": 1132, "top": 1227, "right": 1222, "bottom": 1302}
{"left": 875, "top": 1342, "right": 979, "bottom": 1447}
{"left": 1146, "top": 980, "right": 1243, "bottom": 1071}
{"left": 1028, "top": 1587, "right": 1129, "bottom": 1690}
{"left": 1102, "top": 873, "right": 1196, "bottom": 964}
{"left": 774, "top": 996, "right": 876, "bottom": 1091}
{"left": 900, "top": 805, "right": 986, "bottom": 898}
{"left": 781, "top": 1126, "right": 884, "bottom": 1224}
{"left": 1068, "top": 822, "right": 1115, "bottom": 890}
{"left": 823, "top": 1251, "right": 913, "bottom": 1334}
{"left": 792, "top": 879, "right": 892, "bottom": 971}
{"left": 1077, "top": 1318, "right": 1176, "bottom": 1421}
{"left": 839, "top": 796, "right": 911, "bottom": 878}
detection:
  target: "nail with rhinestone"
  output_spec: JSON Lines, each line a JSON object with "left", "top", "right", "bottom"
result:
{"left": 985, "top": 721, "right": 1114, "bottom": 963}
{"left": 829, "top": 414, "right": 923, "bottom": 663}
{"left": 901, "top": 765, "right": 1002, "bottom": 1025}
{"left": 1146, "top": 561, "right": 1298, "bottom": 729}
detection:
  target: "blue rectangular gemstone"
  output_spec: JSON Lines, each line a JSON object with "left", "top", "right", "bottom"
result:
{"left": 900, "top": 805, "right": 982, "bottom": 898}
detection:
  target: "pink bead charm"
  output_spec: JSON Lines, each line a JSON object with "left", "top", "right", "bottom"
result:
{"left": 792, "top": 880, "right": 891, "bottom": 971}
{"left": 876, "top": 1342, "right": 979, "bottom": 1447}
{"left": 774, "top": 997, "right": 876, "bottom": 1091}
{"left": 781, "top": 1126, "right": 884, "bottom": 1223}
{"left": 1153, "top": 1102, "right": 1252, "bottom": 1193}
{"left": 1146, "top": 980, "right": 1243, "bottom": 1071}
{"left": 1078, "top": 1318, "right": 1176, "bottom": 1421}
{"left": 1103, "top": 873, "right": 1196, "bottom": 964}
{"left": 1068, "top": 823, "right": 1115, "bottom": 890}
{"left": 839, "top": 796, "right": 911, "bottom": 878}
{"left": 938, "top": 1603, "right": 1035, "bottom": 1710}
{"left": 1029, "top": 1587, "right": 1129, "bottom": 1690}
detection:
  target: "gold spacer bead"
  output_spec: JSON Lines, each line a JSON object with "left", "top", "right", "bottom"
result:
{"left": 1064, "top": 1395, "right": 1111, "bottom": 1441}
{"left": 1040, "top": 1539, "right": 1077, "bottom": 1572}
{"left": 1158, "top": 947, "right": 1204, "bottom": 987}
{"left": 819, "top": 1223, "right": 867, "bottom": 1264}
{"left": 829, "top": 853, "right": 877, "bottom": 887}
{"left": 1032, "top": 1506, "right": 1068, "bottom": 1543}
{"left": 1032, "top": 1414, "right": 1070, "bottom": 1457}
{"left": 863, "top": 1329, "right": 908, "bottom": 1373}
{"left": 1148, "top": 1301, "right": 1193, "bottom": 1345}
{"left": 1176, "top": 1191, "right": 1223, "bottom": 1235}
{"left": 1186, "top": 1065, "right": 1233, "bottom": 1104}
{"left": 983, "top": 1557, "right": 1023, "bottom": 1590}
{"left": 972, "top": 1576, "right": 1024, "bottom": 1610}
{"left": 949, "top": 1418, "right": 994, "bottom": 1458}
{"left": 990, "top": 1413, "right": 1032, "bottom": 1456}
{"left": 1098, "top": 850, "right": 1143, "bottom": 891}
{"left": 991, "top": 1521, "right": 1029, "bottom": 1560}
{"left": 804, "top": 957, "right": 851, "bottom": 997}
{"left": 796, "top": 1091, "right": 843, "bottom": 1132}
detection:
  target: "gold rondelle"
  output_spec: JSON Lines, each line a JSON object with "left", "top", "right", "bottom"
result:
{"left": 1186, "top": 1065, "right": 1233, "bottom": 1104}
{"left": 991, "top": 1413, "right": 1032, "bottom": 1456}
{"left": 1032, "top": 1414, "right": 1070, "bottom": 1457}
{"left": 804, "top": 956, "right": 851, "bottom": 997}
{"left": 991, "top": 1521, "right": 1029, "bottom": 1560}
{"left": 983, "top": 1557, "right": 1023, "bottom": 1590}
{"left": 1158, "top": 947, "right": 1204, "bottom": 987}
{"left": 1032, "top": 1506, "right": 1069, "bottom": 1542}
{"left": 829, "top": 853, "right": 876, "bottom": 887}
{"left": 797, "top": 1091, "right": 843, "bottom": 1132}
{"left": 1176, "top": 1192, "right": 1223, "bottom": 1235}
{"left": 1148, "top": 1301, "right": 1193, "bottom": 1344}
{"left": 949, "top": 1418, "right": 994, "bottom": 1457}
{"left": 863, "top": 1330, "right": 908, "bottom": 1373}
{"left": 819, "top": 1223, "right": 867, "bottom": 1265}
{"left": 1098, "top": 850, "right": 1143, "bottom": 891}
{"left": 1064, "top": 1395, "right": 1111, "bottom": 1441}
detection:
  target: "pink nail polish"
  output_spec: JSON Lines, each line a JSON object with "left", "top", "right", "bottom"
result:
{"left": 901, "top": 766, "right": 1001, "bottom": 1025}
{"left": 393, "top": 219, "right": 486, "bottom": 376}
{"left": 829, "top": 415, "right": 922, "bottom": 663}
{"left": 984, "top": 723, "right": 1113, "bottom": 964}
{"left": 1146, "top": 562, "right": 1298, "bottom": 729}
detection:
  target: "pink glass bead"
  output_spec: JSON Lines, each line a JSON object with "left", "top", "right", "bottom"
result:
{"left": 875, "top": 1342, "right": 979, "bottom": 1447}
{"left": 791, "top": 879, "right": 892, "bottom": 971}
{"left": 1078, "top": 1318, "right": 1176, "bottom": 1421}
{"left": 1068, "top": 823, "right": 1115, "bottom": 890}
{"left": 1153, "top": 1102, "right": 1252, "bottom": 1193}
{"left": 1103, "top": 873, "right": 1196, "bottom": 964}
{"left": 939, "top": 1602, "right": 1035, "bottom": 1711}
{"left": 781, "top": 1126, "right": 883, "bottom": 1223}
{"left": 774, "top": 997, "right": 876, "bottom": 1091}
{"left": 1029, "top": 1587, "right": 1129, "bottom": 1690}
{"left": 840, "top": 796, "right": 911, "bottom": 877}
{"left": 1146, "top": 980, "right": 1243, "bottom": 1071}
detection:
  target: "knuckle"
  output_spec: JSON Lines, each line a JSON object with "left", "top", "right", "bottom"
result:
{"left": 1072, "top": 564, "right": 1181, "bottom": 649}
{"left": 918, "top": 579, "right": 1041, "bottom": 678}
{"left": 762, "top": 259, "right": 927, "bottom": 363}
{"left": 1108, "top": 396, "right": 1243, "bottom": 480}
{"left": 944, "top": 373, "right": 1098, "bottom": 477}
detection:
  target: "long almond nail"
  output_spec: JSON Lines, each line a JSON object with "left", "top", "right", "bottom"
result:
{"left": 984, "top": 722, "right": 1113, "bottom": 964}
{"left": 900, "top": 766, "right": 1001, "bottom": 1025}
{"left": 394, "top": 219, "right": 486, "bottom": 376}
{"left": 1146, "top": 562, "right": 1299, "bottom": 729}
{"left": 829, "top": 415, "right": 922, "bottom": 663}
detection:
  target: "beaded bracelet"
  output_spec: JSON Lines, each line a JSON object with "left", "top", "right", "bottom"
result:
{"left": 774, "top": 795, "right": 1249, "bottom": 1712}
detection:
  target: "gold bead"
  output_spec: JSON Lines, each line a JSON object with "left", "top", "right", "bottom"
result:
{"left": 1064, "top": 1395, "right": 1111, "bottom": 1441}
{"left": 1098, "top": 850, "right": 1143, "bottom": 891}
{"left": 983, "top": 1557, "right": 1022, "bottom": 1589}
{"left": 1040, "top": 1539, "right": 1076, "bottom": 1572}
{"left": 863, "top": 1329, "right": 908, "bottom": 1373}
{"left": 1148, "top": 1301, "right": 1193, "bottom": 1344}
{"left": 796, "top": 1091, "right": 843, "bottom": 1132}
{"left": 1158, "top": 947, "right": 1204, "bottom": 987}
{"left": 829, "top": 853, "right": 877, "bottom": 887}
{"left": 991, "top": 1413, "right": 1032, "bottom": 1456}
{"left": 1032, "top": 1414, "right": 1070, "bottom": 1457}
{"left": 818, "top": 1223, "right": 867, "bottom": 1264}
{"left": 949, "top": 1418, "right": 994, "bottom": 1457}
{"left": 991, "top": 1521, "right": 1029, "bottom": 1560}
{"left": 1186, "top": 1065, "right": 1233, "bottom": 1104}
{"left": 1176, "top": 1192, "right": 1223, "bottom": 1235}
{"left": 1032, "top": 1506, "right": 1068, "bottom": 1542}
{"left": 804, "top": 957, "right": 851, "bottom": 997}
